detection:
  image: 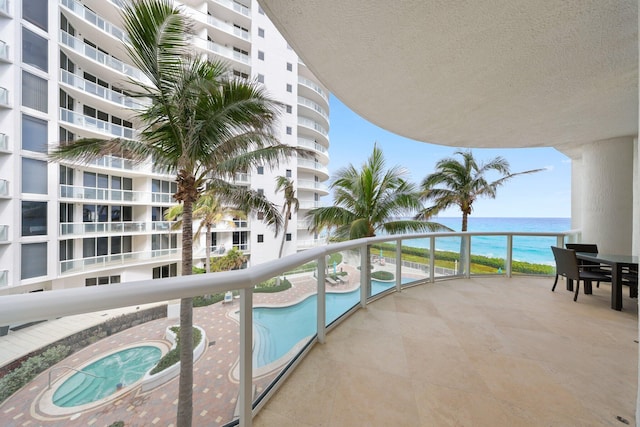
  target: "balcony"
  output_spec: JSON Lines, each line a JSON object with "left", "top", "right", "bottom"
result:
{"left": 211, "top": 219, "right": 249, "bottom": 230}
{"left": 0, "top": 224, "right": 7, "bottom": 243}
{"left": 298, "top": 137, "right": 328, "bottom": 157}
{"left": 192, "top": 11, "right": 250, "bottom": 41}
{"left": 297, "top": 158, "right": 329, "bottom": 177}
{"left": 0, "top": 87, "right": 9, "bottom": 108}
{"left": 60, "top": 69, "right": 149, "bottom": 110}
{"left": 232, "top": 172, "right": 251, "bottom": 185}
{"left": 0, "top": 40, "right": 9, "bottom": 62}
{"left": 0, "top": 0, "right": 9, "bottom": 17}
{"left": 297, "top": 95, "right": 329, "bottom": 122}
{"left": 59, "top": 108, "right": 136, "bottom": 140}
{"left": 2, "top": 230, "right": 636, "bottom": 426}
{"left": 0, "top": 179, "right": 8, "bottom": 197}
{"left": 297, "top": 179, "right": 329, "bottom": 194}
{"left": 298, "top": 76, "right": 330, "bottom": 103}
{"left": 59, "top": 0, "right": 129, "bottom": 44}
{"left": 60, "top": 248, "right": 179, "bottom": 275}
{"left": 298, "top": 200, "right": 326, "bottom": 210}
{"left": 0, "top": 133, "right": 8, "bottom": 152}
{"left": 211, "top": 0, "right": 250, "bottom": 17}
{"left": 59, "top": 184, "right": 174, "bottom": 204}
{"left": 0, "top": 270, "right": 6, "bottom": 288}
{"left": 59, "top": 31, "right": 151, "bottom": 85}
{"left": 59, "top": 221, "right": 165, "bottom": 236}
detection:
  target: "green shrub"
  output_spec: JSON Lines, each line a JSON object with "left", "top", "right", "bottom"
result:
{"left": 150, "top": 327, "right": 202, "bottom": 375}
{"left": 254, "top": 278, "right": 292, "bottom": 293}
{"left": 371, "top": 270, "right": 394, "bottom": 281}
{"left": 192, "top": 293, "right": 225, "bottom": 307}
{"left": 107, "top": 422, "right": 125, "bottom": 427}
{"left": 0, "top": 345, "right": 71, "bottom": 403}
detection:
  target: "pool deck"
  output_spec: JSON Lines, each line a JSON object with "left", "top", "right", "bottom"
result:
{"left": 0, "top": 268, "right": 637, "bottom": 426}
{"left": 0, "top": 267, "right": 360, "bottom": 427}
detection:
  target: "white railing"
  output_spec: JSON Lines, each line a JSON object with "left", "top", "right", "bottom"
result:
{"left": 297, "top": 137, "right": 328, "bottom": 155}
{"left": 297, "top": 158, "right": 329, "bottom": 175}
{"left": 212, "top": 0, "right": 250, "bottom": 16}
{"left": 60, "top": 248, "right": 179, "bottom": 274}
{"left": 0, "top": 133, "right": 7, "bottom": 151}
{"left": 201, "top": 39, "right": 250, "bottom": 65}
{"left": 0, "top": 0, "right": 9, "bottom": 16}
{"left": 298, "top": 76, "right": 329, "bottom": 102}
{"left": 297, "top": 179, "right": 328, "bottom": 192}
{"left": 0, "top": 40, "right": 8, "bottom": 61}
{"left": 59, "top": 108, "right": 136, "bottom": 140}
{"left": 298, "top": 200, "right": 326, "bottom": 210}
{"left": 203, "top": 14, "right": 250, "bottom": 40}
{"left": 297, "top": 96, "right": 329, "bottom": 121}
{"left": 212, "top": 219, "right": 249, "bottom": 229}
{"left": 59, "top": 31, "right": 151, "bottom": 85}
{"left": 60, "top": 0, "right": 129, "bottom": 43}
{"left": 0, "top": 229, "right": 580, "bottom": 426}
{"left": 0, "top": 87, "right": 8, "bottom": 106}
{"left": 0, "top": 179, "right": 8, "bottom": 197}
{"left": 60, "top": 221, "right": 157, "bottom": 235}
{"left": 296, "top": 238, "right": 325, "bottom": 248}
{"left": 59, "top": 185, "right": 174, "bottom": 204}
{"left": 232, "top": 172, "right": 251, "bottom": 185}
{"left": 0, "top": 270, "right": 6, "bottom": 288}
{"left": 88, "top": 154, "right": 138, "bottom": 171}
{"left": 0, "top": 224, "right": 7, "bottom": 242}
{"left": 60, "top": 70, "right": 149, "bottom": 109}
{"left": 298, "top": 116, "right": 328, "bottom": 136}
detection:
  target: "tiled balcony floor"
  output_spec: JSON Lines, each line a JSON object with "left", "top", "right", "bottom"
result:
{"left": 254, "top": 276, "right": 638, "bottom": 426}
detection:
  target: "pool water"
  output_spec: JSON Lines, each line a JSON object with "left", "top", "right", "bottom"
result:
{"left": 53, "top": 346, "right": 161, "bottom": 407}
{"left": 253, "top": 279, "right": 411, "bottom": 368}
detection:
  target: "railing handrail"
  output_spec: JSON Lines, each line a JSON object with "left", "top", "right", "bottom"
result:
{"left": 0, "top": 229, "right": 580, "bottom": 325}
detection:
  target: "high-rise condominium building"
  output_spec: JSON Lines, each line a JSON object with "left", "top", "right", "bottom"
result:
{"left": 0, "top": 0, "right": 330, "bottom": 296}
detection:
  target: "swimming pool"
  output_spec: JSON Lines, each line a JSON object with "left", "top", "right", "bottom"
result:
{"left": 253, "top": 278, "right": 411, "bottom": 368}
{"left": 53, "top": 346, "right": 161, "bottom": 407}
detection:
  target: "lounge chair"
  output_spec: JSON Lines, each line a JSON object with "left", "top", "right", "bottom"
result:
{"left": 223, "top": 291, "right": 233, "bottom": 304}
{"left": 325, "top": 277, "right": 338, "bottom": 286}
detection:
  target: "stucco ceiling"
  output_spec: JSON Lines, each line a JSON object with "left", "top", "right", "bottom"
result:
{"left": 259, "top": 0, "right": 638, "bottom": 150}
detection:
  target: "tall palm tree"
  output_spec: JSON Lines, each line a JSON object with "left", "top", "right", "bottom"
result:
{"left": 165, "top": 193, "right": 246, "bottom": 273}
{"left": 50, "top": 1, "right": 303, "bottom": 425}
{"left": 307, "top": 144, "right": 447, "bottom": 294}
{"left": 275, "top": 176, "right": 299, "bottom": 259}
{"left": 417, "top": 150, "right": 543, "bottom": 231}
{"left": 417, "top": 149, "right": 542, "bottom": 274}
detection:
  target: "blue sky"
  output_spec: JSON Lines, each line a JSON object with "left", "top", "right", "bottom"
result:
{"left": 326, "top": 96, "right": 572, "bottom": 218}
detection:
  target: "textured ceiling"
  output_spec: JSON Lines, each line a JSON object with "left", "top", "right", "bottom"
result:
{"left": 260, "top": 0, "right": 638, "bottom": 149}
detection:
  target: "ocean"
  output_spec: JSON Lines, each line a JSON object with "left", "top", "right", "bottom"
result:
{"left": 406, "top": 217, "right": 571, "bottom": 265}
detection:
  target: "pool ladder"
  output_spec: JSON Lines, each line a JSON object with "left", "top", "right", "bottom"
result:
{"left": 48, "top": 366, "right": 105, "bottom": 390}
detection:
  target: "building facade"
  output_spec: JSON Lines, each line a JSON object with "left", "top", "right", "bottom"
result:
{"left": 0, "top": 0, "right": 330, "bottom": 295}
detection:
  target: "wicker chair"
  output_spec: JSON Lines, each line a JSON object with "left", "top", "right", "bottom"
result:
{"left": 551, "top": 246, "right": 612, "bottom": 302}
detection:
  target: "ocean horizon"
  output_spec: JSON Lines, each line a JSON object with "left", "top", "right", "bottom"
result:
{"left": 408, "top": 217, "right": 571, "bottom": 265}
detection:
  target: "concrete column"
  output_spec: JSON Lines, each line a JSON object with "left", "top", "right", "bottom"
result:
{"left": 570, "top": 156, "right": 583, "bottom": 232}
{"left": 580, "top": 136, "right": 635, "bottom": 254}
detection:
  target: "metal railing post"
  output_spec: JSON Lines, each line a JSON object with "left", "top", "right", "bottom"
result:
{"left": 360, "top": 244, "right": 368, "bottom": 308}
{"left": 429, "top": 237, "right": 435, "bottom": 282}
{"left": 239, "top": 287, "right": 253, "bottom": 427}
{"left": 395, "top": 239, "right": 402, "bottom": 292}
{"left": 464, "top": 235, "right": 471, "bottom": 279}
{"left": 317, "top": 255, "right": 326, "bottom": 344}
{"left": 506, "top": 235, "right": 513, "bottom": 278}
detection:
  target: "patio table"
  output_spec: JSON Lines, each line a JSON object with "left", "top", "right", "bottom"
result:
{"left": 576, "top": 252, "right": 638, "bottom": 311}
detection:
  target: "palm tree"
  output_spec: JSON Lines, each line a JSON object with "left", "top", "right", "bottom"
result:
{"left": 418, "top": 150, "right": 543, "bottom": 231}
{"left": 418, "top": 149, "right": 543, "bottom": 273}
{"left": 50, "top": 1, "right": 303, "bottom": 425}
{"left": 165, "top": 193, "right": 246, "bottom": 273}
{"left": 307, "top": 143, "right": 448, "bottom": 294}
{"left": 275, "top": 176, "right": 299, "bottom": 259}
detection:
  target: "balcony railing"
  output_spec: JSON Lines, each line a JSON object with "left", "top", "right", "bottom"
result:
{"left": 0, "top": 133, "right": 7, "bottom": 151}
{"left": 204, "top": 14, "right": 250, "bottom": 40}
{"left": 297, "top": 96, "right": 329, "bottom": 121}
{"left": 59, "top": 108, "right": 136, "bottom": 140}
{"left": 60, "top": 248, "right": 179, "bottom": 274}
{"left": 212, "top": 0, "right": 250, "bottom": 16}
{"left": 60, "top": 0, "right": 129, "bottom": 43}
{"left": 298, "top": 200, "right": 326, "bottom": 210}
{"left": 59, "top": 221, "right": 172, "bottom": 236}
{"left": 0, "top": 229, "right": 579, "bottom": 425}
{"left": 0, "top": 270, "right": 6, "bottom": 288}
{"left": 88, "top": 154, "right": 138, "bottom": 171}
{"left": 60, "top": 70, "right": 149, "bottom": 109}
{"left": 297, "top": 137, "right": 328, "bottom": 155}
{"left": 0, "top": 87, "right": 9, "bottom": 107}
{"left": 0, "top": 0, "right": 9, "bottom": 17}
{"left": 205, "top": 40, "right": 250, "bottom": 65}
{"left": 298, "top": 76, "right": 329, "bottom": 102}
{"left": 232, "top": 172, "right": 251, "bottom": 185}
{"left": 0, "top": 179, "right": 8, "bottom": 197}
{"left": 297, "top": 158, "right": 329, "bottom": 175}
{"left": 298, "top": 116, "right": 328, "bottom": 136}
{"left": 59, "top": 31, "right": 151, "bottom": 85}
{"left": 0, "top": 225, "right": 7, "bottom": 243}
{"left": 59, "top": 185, "right": 174, "bottom": 204}
{"left": 0, "top": 40, "right": 9, "bottom": 62}
{"left": 297, "top": 179, "right": 328, "bottom": 192}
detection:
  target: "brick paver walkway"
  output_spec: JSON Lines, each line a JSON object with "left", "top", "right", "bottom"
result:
{"left": 0, "top": 263, "right": 362, "bottom": 427}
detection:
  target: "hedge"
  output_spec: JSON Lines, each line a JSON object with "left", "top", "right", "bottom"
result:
{"left": 150, "top": 327, "right": 202, "bottom": 375}
{"left": 371, "top": 271, "right": 394, "bottom": 281}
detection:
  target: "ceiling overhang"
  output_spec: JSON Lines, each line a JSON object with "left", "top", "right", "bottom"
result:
{"left": 259, "top": 0, "right": 638, "bottom": 150}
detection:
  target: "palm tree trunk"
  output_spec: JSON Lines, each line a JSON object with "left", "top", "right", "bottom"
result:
{"left": 178, "top": 198, "right": 193, "bottom": 427}
{"left": 205, "top": 223, "right": 212, "bottom": 273}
